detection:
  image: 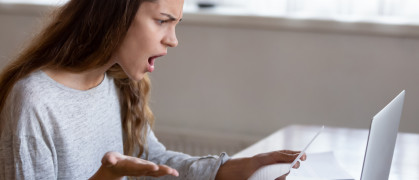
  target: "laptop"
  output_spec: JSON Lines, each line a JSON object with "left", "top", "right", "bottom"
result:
{"left": 360, "top": 90, "right": 405, "bottom": 180}
{"left": 248, "top": 90, "right": 405, "bottom": 180}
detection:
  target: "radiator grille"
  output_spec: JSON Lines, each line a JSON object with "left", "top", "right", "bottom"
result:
{"left": 154, "top": 127, "right": 258, "bottom": 156}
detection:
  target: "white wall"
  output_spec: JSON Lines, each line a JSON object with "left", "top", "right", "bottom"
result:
{"left": 1, "top": 4, "right": 418, "bottom": 140}
{"left": 0, "top": 15, "right": 34, "bottom": 68}
{"left": 0, "top": 4, "right": 48, "bottom": 69}
{"left": 150, "top": 22, "right": 419, "bottom": 138}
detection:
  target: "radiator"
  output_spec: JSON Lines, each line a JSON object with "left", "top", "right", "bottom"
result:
{"left": 154, "top": 126, "right": 259, "bottom": 156}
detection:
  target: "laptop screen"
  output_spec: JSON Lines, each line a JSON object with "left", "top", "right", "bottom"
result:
{"left": 360, "top": 90, "right": 405, "bottom": 180}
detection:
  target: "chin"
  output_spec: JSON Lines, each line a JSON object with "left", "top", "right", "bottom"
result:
{"left": 131, "top": 73, "right": 145, "bottom": 82}
{"left": 123, "top": 70, "right": 144, "bottom": 82}
{"left": 120, "top": 64, "right": 147, "bottom": 82}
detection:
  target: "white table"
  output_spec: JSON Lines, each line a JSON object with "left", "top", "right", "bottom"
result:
{"left": 233, "top": 125, "right": 419, "bottom": 180}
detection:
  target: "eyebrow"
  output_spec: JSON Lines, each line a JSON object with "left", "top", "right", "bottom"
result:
{"left": 160, "top": 13, "right": 183, "bottom": 22}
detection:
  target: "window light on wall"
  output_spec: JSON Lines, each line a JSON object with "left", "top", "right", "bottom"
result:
{"left": 190, "top": 0, "right": 419, "bottom": 24}
{"left": 0, "top": 0, "right": 66, "bottom": 5}
{"left": 1, "top": 0, "right": 419, "bottom": 24}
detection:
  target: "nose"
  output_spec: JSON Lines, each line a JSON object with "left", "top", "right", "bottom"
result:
{"left": 162, "top": 28, "right": 178, "bottom": 48}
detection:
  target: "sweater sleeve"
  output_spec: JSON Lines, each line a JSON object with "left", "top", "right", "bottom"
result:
{"left": 0, "top": 90, "right": 56, "bottom": 180}
{"left": 0, "top": 134, "right": 56, "bottom": 180}
{"left": 141, "top": 129, "right": 230, "bottom": 180}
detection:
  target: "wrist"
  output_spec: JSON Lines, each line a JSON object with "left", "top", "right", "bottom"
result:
{"left": 215, "top": 157, "right": 255, "bottom": 180}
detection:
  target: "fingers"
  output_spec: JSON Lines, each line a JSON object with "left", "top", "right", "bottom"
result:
{"left": 276, "top": 150, "right": 307, "bottom": 163}
{"left": 277, "top": 151, "right": 299, "bottom": 162}
{"left": 271, "top": 150, "right": 305, "bottom": 163}
{"left": 279, "top": 150, "right": 300, "bottom": 154}
{"left": 292, "top": 161, "right": 300, "bottom": 168}
{"left": 119, "top": 158, "right": 178, "bottom": 177}
{"left": 101, "top": 152, "right": 179, "bottom": 178}
{"left": 146, "top": 164, "right": 179, "bottom": 177}
{"left": 279, "top": 150, "right": 305, "bottom": 169}
{"left": 132, "top": 164, "right": 179, "bottom": 177}
{"left": 128, "top": 160, "right": 160, "bottom": 173}
{"left": 253, "top": 150, "right": 307, "bottom": 167}
{"left": 301, "top": 153, "right": 307, "bottom": 161}
{"left": 278, "top": 150, "right": 307, "bottom": 161}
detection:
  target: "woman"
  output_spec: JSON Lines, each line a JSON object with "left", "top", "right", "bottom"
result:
{"left": 0, "top": 0, "right": 305, "bottom": 179}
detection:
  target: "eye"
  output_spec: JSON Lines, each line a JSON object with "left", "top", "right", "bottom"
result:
{"left": 157, "top": 19, "right": 169, "bottom": 25}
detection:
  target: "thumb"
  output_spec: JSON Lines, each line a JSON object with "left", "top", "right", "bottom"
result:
{"left": 254, "top": 150, "right": 300, "bottom": 166}
{"left": 102, "top": 151, "right": 125, "bottom": 167}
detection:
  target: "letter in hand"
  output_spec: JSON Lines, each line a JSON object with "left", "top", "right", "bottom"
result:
{"left": 215, "top": 150, "right": 306, "bottom": 180}
{"left": 90, "top": 151, "right": 179, "bottom": 180}
{"left": 245, "top": 150, "right": 306, "bottom": 180}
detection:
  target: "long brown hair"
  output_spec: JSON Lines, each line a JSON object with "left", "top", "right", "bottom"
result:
{"left": 0, "top": 0, "right": 155, "bottom": 158}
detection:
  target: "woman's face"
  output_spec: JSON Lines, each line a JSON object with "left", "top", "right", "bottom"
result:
{"left": 114, "top": 0, "right": 184, "bottom": 81}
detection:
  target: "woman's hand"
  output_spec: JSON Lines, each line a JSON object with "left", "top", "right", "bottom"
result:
{"left": 215, "top": 150, "right": 306, "bottom": 180}
{"left": 89, "top": 151, "right": 179, "bottom": 180}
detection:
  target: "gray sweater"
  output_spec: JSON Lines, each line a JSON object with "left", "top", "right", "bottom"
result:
{"left": 0, "top": 71, "right": 229, "bottom": 180}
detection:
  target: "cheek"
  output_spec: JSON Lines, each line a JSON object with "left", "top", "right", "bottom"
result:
{"left": 119, "top": 22, "right": 148, "bottom": 56}
{"left": 121, "top": 36, "right": 142, "bottom": 58}
{"left": 114, "top": 41, "right": 148, "bottom": 81}
{"left": 116, "top": 32, "right": 147, "bottom": 66}
{"left": 116, "top": 52, "right": 146, "bottom": 81}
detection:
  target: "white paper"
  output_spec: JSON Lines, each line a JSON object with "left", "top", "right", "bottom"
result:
{"left": 248, "top": 152, "right": 354, "bottom": 180}
{"left": 289, "top": 126, "right": 324, "bottom": 170}
{"left": 289, "top": 152, "right": 354, "bottom": 179}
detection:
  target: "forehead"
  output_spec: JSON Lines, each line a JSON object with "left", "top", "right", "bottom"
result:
{"left": 144, "top": 0, "right": 184, "bottom": 18}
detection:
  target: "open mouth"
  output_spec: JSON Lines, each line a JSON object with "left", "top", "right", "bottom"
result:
{"left": 148, "top": 57, "right": 155, "bottom": 66}
{"left": 147, "top": 55, "right": 164, "bottom": 72}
